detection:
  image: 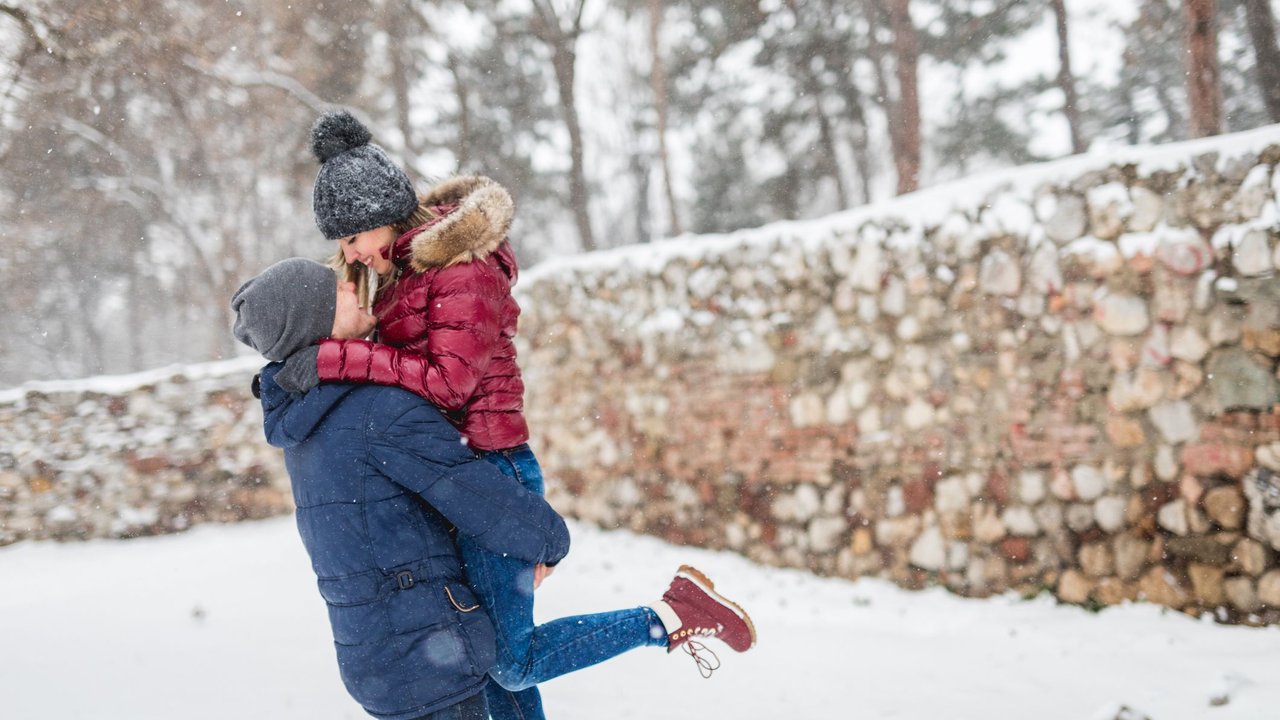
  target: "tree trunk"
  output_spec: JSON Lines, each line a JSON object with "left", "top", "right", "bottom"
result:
{"left": 384, "top": 5, "right": 417, "bottom": 158}
{"left": 814, "top": 92, "right": 850, "bottom": 209}
{"left": 648, "top": 0, "right": 681, "bottom": 238}
{"left": 1183, "top": 0, "right": 1223, "bottom": 137}
{"left": 630, "top": 149, "right": 652, "bottom": 243}
{"left": 831, "top": 50, "right": 874, "bottom": 204}
{"left": 1244, "top": 0, "right": 1280, "bottom": 122}
{"left": 532, "top": 0, "right": 596, "bottom": 252}
{"left": 1153, "top": 75, "right": 1187, "bottom": 140}
{"left": 888, "top": 0, "right": 921, "bottom": 194}
{"left": 1050, "top": 0, "right": 1086, "bottom": 154}
{"left": 849, "top": 124, "right": 874, "bottom": 205}
{"left": 864, "top": 1, "right": 901, "bottom": 191}
{"left": 448, "top": 53, "right": 472, "bottom": 170}
{"left": 549, "top": 40, "right": 596, "bottom": 252}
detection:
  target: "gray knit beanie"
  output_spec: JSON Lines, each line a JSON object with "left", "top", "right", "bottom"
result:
{"left": 230, "top": 258, "right": 337, "bottom": 361}
{"left": 311, "top": 110, "right": 418, "bottom": 240}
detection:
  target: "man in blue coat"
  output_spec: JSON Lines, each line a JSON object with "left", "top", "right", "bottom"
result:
{"left": 231, "top": 258, "right": 570, "bottom": 720}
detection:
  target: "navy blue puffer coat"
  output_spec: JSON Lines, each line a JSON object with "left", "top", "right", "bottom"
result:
{"left": 258, "top": 364, "right": 569, "bottom": 720}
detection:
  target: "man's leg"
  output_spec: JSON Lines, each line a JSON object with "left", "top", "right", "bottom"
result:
{"left": 414, "top": 691, "right": 488, "bottom": 720}
{"left": 483, "top": 681, "right": 542, "bottom": 720}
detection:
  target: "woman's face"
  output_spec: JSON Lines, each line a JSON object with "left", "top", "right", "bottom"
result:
{"left": 331, "top": 280, "right": 376, "bottom": 339}
{"left": 338, "top": 225, "right": 397, "bottom": 275}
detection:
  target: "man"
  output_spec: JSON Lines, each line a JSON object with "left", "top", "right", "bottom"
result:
{"left": 231, "top": 258, "right": 570, "bottom": 720}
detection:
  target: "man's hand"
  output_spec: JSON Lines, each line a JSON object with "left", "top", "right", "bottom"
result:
{"left": 275, "top": 346, "right": 320, "bottom": 394}
{"left": 533, "top": 563, "right": 555, "bottom": 590}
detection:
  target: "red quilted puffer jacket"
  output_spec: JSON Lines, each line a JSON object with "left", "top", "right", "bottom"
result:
{"left": 315, "top": 176, "right": 529, "bottom": 451}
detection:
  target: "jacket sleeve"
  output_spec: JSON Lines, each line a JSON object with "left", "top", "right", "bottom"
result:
{"left": 368, "top": 400, "right": 570, "bottom": 566}
{"left": 315, "top": 272, "right": 503, "bottom": 411}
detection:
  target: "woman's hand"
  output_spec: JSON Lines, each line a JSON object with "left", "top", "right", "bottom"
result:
{"left": 533, "top": 563, "right": 555, "bottom": 590}
{"left": 332, "top": 281, "right": 377, "bottom": 339}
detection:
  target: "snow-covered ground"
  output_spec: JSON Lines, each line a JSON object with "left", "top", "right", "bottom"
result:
{"left": 1, "top": 519, "right": 1277, "bottom": 720}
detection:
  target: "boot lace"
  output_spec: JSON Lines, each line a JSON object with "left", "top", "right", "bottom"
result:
{"left": 683, "top": 639, "right": 721, "bottom": 678}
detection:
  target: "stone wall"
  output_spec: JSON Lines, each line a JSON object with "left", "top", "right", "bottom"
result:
{"left": 517, "top": 129, "right": 1280, "bottom": 623}
{"left": 0, "top": 359, "right": 287, "bottom": 544}
{"left": 4, "top": 129, "right": 1280, "bottom": 624}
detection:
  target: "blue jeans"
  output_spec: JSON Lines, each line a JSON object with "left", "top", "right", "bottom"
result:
{"left": 459, "top": 445, "right": 665, "bottom": 720}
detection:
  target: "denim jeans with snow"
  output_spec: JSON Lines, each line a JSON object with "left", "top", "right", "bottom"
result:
{"left": 458, "top": 444, "right": 666, "bottom": 720}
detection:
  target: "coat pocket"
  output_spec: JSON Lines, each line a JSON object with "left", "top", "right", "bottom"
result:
{"left": 317, "top": 571, "right": 388, "bottom": 646}
{"left": 444, "top": 582, "right": 496, "bottom": 676}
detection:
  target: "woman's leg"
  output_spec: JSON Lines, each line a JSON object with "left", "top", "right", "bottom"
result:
{"left": 459, "top": 530, "right": 664, "bottom": 692}
{"left": 460, "top": 447, "right": 666, "bottom": 700}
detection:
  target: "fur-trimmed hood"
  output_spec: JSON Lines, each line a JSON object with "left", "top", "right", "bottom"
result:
{"left": 401, "top": 175, "right": 514, "bottom": 272}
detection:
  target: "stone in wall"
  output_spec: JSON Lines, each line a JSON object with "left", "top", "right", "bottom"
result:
{"left": 1156, "top": 229, "right": 1214, "bottom": 276}
{"left": 1040, "top": 193, "right": 1088, "bottom": 243}
{"left": 1233, "top": 229, "right": 1273, "bottom": 277}
{"left": 1207, "top": 349, "right": 1278, "bottom": 411}
{"left": 1129, "top": 186, "right": 1163, "bottom": 233}
{"left": 1087, "top": 183, "right": 1133, "bottom": 241}
{"left": 1094, "top": 293, "right": 1150, "bottom": 336}
{"left": 1245, "top": 469, "right": 1280, "bottom": 550}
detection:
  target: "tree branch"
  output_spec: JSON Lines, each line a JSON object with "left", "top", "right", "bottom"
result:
{"left": 0, "top": 3, "right": 61, "bottom": 57}
{"left": 182, "top": 56, "right": 331, "bottom": 114}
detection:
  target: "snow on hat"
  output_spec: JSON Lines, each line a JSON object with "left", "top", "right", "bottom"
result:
{"left": 310, "top": 109, "right": 417, "bottom": 241}
{"left": 230, "top": 258, "right": 337, "bottom": 361}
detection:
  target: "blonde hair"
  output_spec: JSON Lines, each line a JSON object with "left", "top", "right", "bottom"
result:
{"left": 327, "top": 197, "right": 444, "bottom": 308}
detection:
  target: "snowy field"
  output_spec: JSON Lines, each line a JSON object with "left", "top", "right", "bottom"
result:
{"left": 1, "top": 518, "right": 1278, "bottom": 720}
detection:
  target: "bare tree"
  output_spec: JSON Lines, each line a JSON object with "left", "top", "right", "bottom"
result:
{"left": 529, "top": 0, "right": 597, "bottom": 252}
{"left": 0, "top": 0, "right": 378, "bottom": 382}
{"left": 648, "top": 0, "right": 682, "bottom": 237}
{"left": 1050, "top": 0, "right": 1087, "bottom": 153}
{"left": 384, "top": 3, "right": 420, "bottom": 159}
{"left": 1183, "top": 0, "right": 1223, "bottom": 137}
{"left": 447, "top": 52, "right": 474, "bottom": 170}
{"left": 1243, "top": 0, "right": 1280, "bottom": 122}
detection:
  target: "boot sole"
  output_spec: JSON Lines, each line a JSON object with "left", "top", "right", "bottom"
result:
{"left": 677, "top": 564, "right": 758, "bottom": 651}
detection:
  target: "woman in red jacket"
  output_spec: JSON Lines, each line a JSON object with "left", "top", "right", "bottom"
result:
{"left": 282, "top": 110, "right": 756, "bottom": 720}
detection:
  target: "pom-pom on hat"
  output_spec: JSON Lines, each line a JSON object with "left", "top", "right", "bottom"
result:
{"left": 310, "top": 109, "right": 417, "bottom": 241}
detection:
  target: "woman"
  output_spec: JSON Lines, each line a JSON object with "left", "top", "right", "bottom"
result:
{"left": 281, "top": 109, "right": 756, "bottom": 720}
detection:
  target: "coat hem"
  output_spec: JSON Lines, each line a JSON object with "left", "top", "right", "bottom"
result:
{"left": 365, "top": 678, "right": 488, "bottom": 720}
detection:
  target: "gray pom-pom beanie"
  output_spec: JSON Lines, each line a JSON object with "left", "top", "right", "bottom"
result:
{"left": 310, "top": 109, "right": 418, "bottom": 240}
{"left": 230, "top": 258, "right": 337, "bottom": 361}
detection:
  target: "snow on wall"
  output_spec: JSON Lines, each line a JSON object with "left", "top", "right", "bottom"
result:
{"left": 3, "top": 127, "right": 1280, "bottom": 622}
{"left": 514, "top": 126, "right": 1280, "bottom": 623}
